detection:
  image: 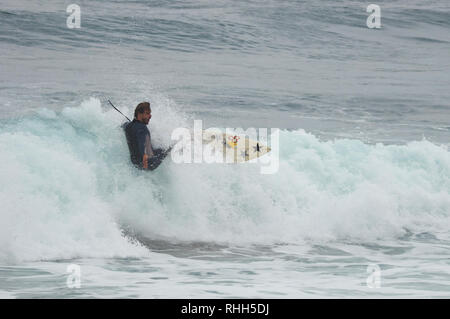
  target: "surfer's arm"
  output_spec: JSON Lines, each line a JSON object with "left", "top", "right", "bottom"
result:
{"left": 142, "top": 154, "right": 148, "bottom": 169}
{"left": 136, "top": 127, "right": 150, "bottom": 169}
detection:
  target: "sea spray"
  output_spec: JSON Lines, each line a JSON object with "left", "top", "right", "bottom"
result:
{"left": 0, "top": 98, "right": 449, "bottom": 262}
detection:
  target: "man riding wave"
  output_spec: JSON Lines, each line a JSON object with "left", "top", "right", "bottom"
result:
{"left": 123, "top": 102, "right": 170, "bottom": 171}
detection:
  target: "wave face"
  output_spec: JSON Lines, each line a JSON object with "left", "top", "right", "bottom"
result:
{"left": 1, "top": 98, "right": 449, "bottom": 262}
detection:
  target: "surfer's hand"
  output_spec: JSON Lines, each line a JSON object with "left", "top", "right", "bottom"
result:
{"left": 142, "top": 154, "right": 148, "bottom": 169}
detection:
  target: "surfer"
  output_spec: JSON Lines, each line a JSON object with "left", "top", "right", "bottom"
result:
{"left": 123, "top": 102, "right": 170, "bottom": 171}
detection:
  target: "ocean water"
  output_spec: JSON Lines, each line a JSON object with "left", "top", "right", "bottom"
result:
{"left": 0, "top": 0, "right": 449, "bottom": 298}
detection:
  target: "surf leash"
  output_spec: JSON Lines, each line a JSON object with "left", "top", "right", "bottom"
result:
{"left": 107, "top": 100, "right": 131, "bottom": 122}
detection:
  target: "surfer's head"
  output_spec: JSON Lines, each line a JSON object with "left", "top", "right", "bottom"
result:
{"left": 134, "top": 102, "right": 151, "bottom": 124}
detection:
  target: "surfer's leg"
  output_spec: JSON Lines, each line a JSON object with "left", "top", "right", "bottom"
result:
{"left": 147, "top": 148, "right": 170, "bottom": 171}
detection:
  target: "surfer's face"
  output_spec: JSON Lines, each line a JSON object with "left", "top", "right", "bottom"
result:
{"left": 138, "top": 110, "right": 152, "bottom": 124}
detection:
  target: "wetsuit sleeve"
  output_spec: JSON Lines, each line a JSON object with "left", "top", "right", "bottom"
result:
{"left": 144, "top": 133, "right": 154, "bottom": 157}
{"left": 135, "top": 126, "right": 149, "bottom": 160}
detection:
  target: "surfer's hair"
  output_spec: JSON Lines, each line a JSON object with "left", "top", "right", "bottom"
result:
{"left": 134, "top": 102, "right": 151, "bottom": 119}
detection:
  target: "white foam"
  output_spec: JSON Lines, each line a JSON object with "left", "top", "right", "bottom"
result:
{"left": 0, "top": 97, "right": 449, "bottom": 262}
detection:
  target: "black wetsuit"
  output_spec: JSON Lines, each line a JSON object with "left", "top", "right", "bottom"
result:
{"left": 123, "top": 119, "right": 169, "bottom": 171}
